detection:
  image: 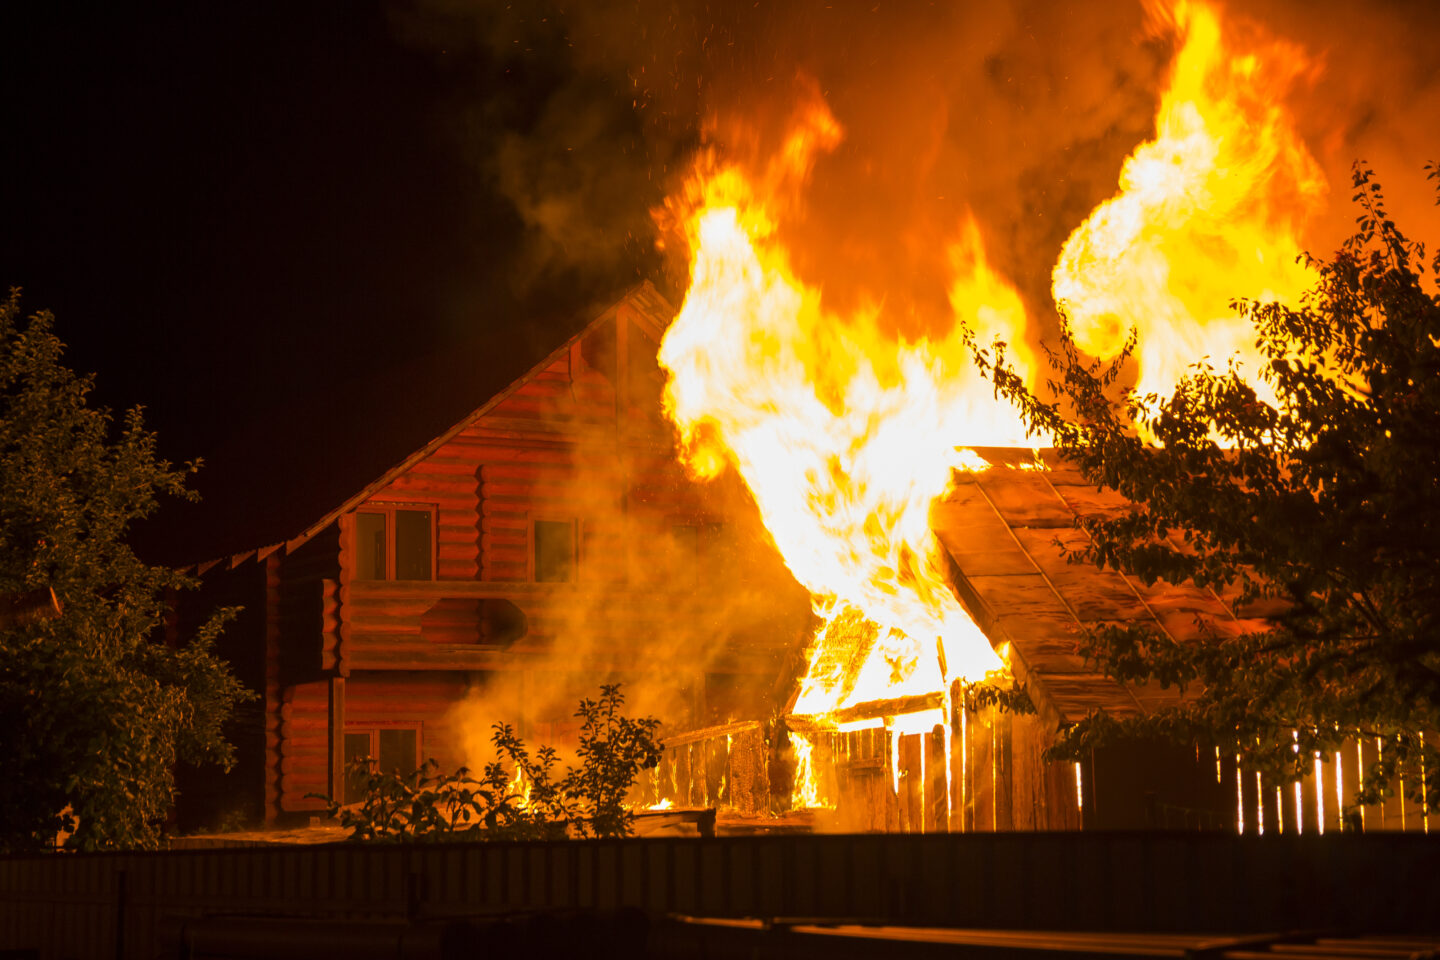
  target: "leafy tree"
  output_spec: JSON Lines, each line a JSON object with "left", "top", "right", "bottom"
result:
{"left": 327, "top": 684, "right": 662, "bottom": 841}
{"left": 0, "top": 291, "right": 252, "bottom": 852}
{"left": 565, "top": 684, "right": 663, "bottom": 838}
{"left": 977, "top": 167, "right": 1440, "bottom": 816}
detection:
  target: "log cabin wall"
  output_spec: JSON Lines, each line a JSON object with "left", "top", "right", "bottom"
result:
{"left": 272, "top": 525, "right": 341, "bottom": 818}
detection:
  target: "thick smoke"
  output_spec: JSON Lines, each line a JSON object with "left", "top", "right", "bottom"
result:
{"left": 393, "top": 0, "right": 1439, "bottom": 337}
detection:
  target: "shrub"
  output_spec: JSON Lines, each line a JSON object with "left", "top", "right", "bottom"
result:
{"left": 321, "top": 684, "right": 661, "bottom": 841}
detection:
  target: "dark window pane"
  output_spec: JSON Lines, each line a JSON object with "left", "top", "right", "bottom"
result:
{"left": 534, "top": 520, "right": 575, "bottom": 583}
{"left": 355, "top": 512, "right": 387, "bottom": 580}
{"left": 378, "top": 729, "right": 417, "bottom": 778}
{"left": 343, "top": 732, "right": 373, "bottom": 804}
{"left": 395, "top": 509, "right": 433, "bottom": 580}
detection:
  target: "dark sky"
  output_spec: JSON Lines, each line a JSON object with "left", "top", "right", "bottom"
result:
{"left": 0, "top": 1, "right": 669, "bottom": 562}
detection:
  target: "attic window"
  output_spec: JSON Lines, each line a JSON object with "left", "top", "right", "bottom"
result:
{"left": 354, "top": 505, "right": 434, "bottom": 581}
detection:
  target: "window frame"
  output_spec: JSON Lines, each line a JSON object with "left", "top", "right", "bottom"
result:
{"left": 351, "top": 502, "right": 438, "bottom": 581}
{"left": 342, "top": 721, "right": 423, "bottom": 804}
{"left": 530, "top": 516, "right": 579, "bottom": 584}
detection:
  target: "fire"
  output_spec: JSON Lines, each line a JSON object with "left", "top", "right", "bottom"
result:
{"left": 655, "top": 0, "right": 1333, "bottom": 815}
{"left": 658, "top": 96, "right": 1034, "bottom": 738}
{"left": 1053, "top": 0, "right": 1327, "bottom": 407}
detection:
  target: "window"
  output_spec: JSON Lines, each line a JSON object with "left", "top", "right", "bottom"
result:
{"left": 343, "top": 725, "right": 420, "bottom": 804}
{"left": 353, "top": 504, "right": 434, "bottom": 581}
{"left": 533, "top": 519, "right": 576, "bottom": 583}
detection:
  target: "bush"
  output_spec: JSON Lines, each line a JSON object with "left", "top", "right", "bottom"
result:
{"left": 321, "top": 684, "right": 661, "bottom": 842}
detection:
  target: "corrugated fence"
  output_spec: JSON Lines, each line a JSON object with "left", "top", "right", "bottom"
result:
{"left": 2, "top": 832, "right": 1437, "bottom": 960}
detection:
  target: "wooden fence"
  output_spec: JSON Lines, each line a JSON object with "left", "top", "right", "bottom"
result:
{"left": 4, "top": 832, "right": 1439, "bottom": 959}
{"left": 652, "top": 700, "right": 1432, "bottom": 835}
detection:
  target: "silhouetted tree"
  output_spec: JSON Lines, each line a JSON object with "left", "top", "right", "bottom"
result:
{"left": 0, "top": 291, "right": 251, "bottom": 851}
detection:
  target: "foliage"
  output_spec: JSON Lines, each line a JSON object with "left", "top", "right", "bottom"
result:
{"left": 975, "top": 167, "right": 1440, "bottom": 814}
{"left": 322, "top": 684, "right": 662, "bottom": 842}
{"left": 564, "top": 683, "right": 664, "bottom": 837}
{"left": 0, "top": 291, "right": 253, "bottom": 852}
{"left": 960, "top": 678, "right": 1035, "bottom": 716}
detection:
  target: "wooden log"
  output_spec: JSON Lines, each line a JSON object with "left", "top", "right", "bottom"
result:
{"left": 833, "top": 691, "right": 946, "bottom": 725}
{"left": 664, "top": 719, "right": 763, "bottom": 748}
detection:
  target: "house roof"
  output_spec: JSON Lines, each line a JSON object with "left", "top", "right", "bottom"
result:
{"left": 178, "top": 281, "right": 675, "bottom": 572}
{"left": 932, "top": 447, "right": 1268, "bottom": 730}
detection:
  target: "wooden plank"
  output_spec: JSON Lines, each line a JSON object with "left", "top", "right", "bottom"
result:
{"left": 994, "top": 710, "right": 1014, "bottom": 831}
{"left": 1320, "top": 751, "right": 1342, "bottom": 834}
{"left": 927, "top": 724, "right": 948, "bottom": 833}
{"left": 1008, "top": 713, "right": 1041, "bottom": 830}
{"left": 883, "top": 728, "right": 901, "bottom": 833}
{"left": 1342, "top": 738, "right": 1364, "bottom": 831}
{"left": 900, "top": 733, "right": 923, "bottom": 833}
{"left": 1043, "top": 755, "right": 1082, "bottom": 831}
{"left": 950, "top": 686, "right": 967, "bottom": 833}
{"left": 1258, "top": 769, "right": 1282, "bottom": 835}
{"left": 1398, "top": 768, "right": 1426, "bottom": 833}
{"left": 970, "top": 709, "right": 995, "bottom": 832}
{"left": 1299, "top": 756, "right": 1320, "bottom": 835}
{"left": 1239, "top": 759, "right": 1260, "bottom": 836}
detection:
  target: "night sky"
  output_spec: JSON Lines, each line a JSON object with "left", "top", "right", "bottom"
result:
{"left": 0, "top": 1, "right": 670, "bottom": 562}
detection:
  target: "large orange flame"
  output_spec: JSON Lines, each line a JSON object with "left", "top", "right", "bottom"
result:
{"left": 1053, "top": 0, "right": 1327, "bottom": 406}
{"left": 658, "top": 96, "right": 1031, "bottom": 730}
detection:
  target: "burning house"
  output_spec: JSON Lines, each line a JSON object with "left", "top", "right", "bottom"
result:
{"left": 176, "top": 0, "right": 1433, "bottom": 838}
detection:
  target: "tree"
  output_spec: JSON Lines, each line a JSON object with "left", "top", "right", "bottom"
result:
{"left": 978, "top": 167, "right": 1440, "bottom": 816}
{"left": 0, "top": 291, "right": 252, "bottom": 852}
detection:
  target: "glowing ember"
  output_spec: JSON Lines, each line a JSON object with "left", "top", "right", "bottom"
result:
{"left": 1053, "top": 0, "right": 1327, "bottom": 408}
